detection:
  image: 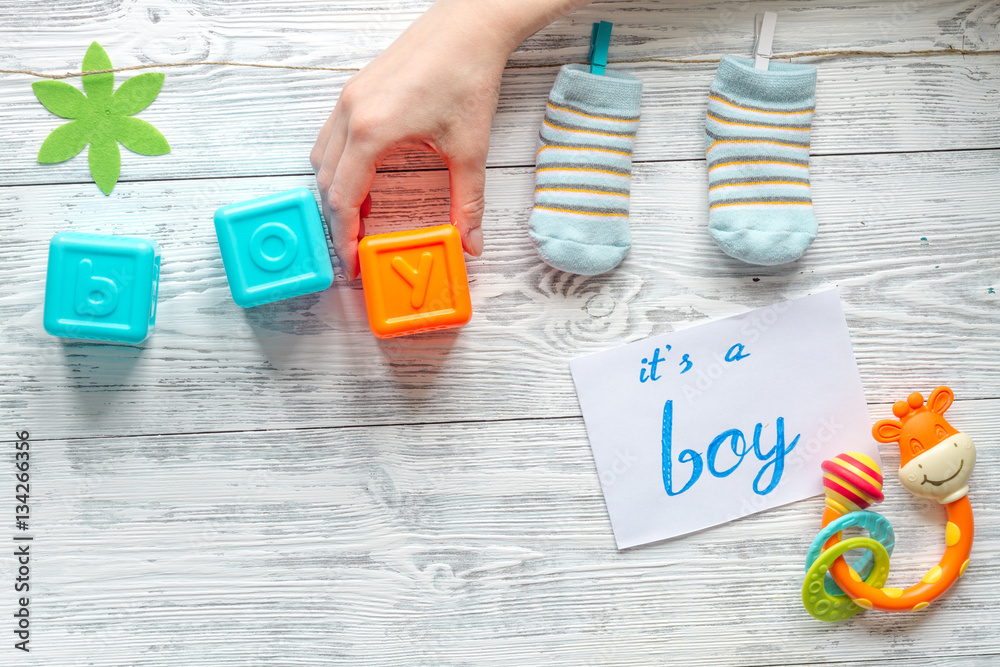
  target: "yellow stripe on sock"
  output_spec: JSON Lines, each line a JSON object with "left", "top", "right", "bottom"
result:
{"left": 537, "top": 167, "right": 632, "bottom": 177}
{"left": 537, "top": 144, "right": 632, "bottom": 157}
{"left": 708, "top": 94, "right": 814, "bottom": 116}
{"left": 707, "top": 139, "right": 810, "bottom": 152}
{"left": 708, "top": 160, "right": 808, "bottom": 172}
{"left": 547, "top": 101, "right": 639, "bottom": 123}
{"left": 535, "top": 187, "right": 629, "bottom": 197}
{"left": 709, "top": 181, "right": 810, "bottom": 191}
{"left": 543, "top": 118, "right": 635, "bottom": 139}
{"left": 535, "top": 205, "right": 627, "bottom": 217}
{"left": 710, "top": 201, "right": 812, "bottom": 209}
{"left": 707, "top": 113, "right": 810, "bottom": 131}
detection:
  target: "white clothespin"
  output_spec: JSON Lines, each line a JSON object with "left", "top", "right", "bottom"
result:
{"left": 753, "top": 11, "right": 777, "bottom": 70}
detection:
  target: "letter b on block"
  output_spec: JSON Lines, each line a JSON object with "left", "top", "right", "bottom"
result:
{"left": 44, "top": 232, "right": 161, "bottom": 344}
{"left": 74, "top": 259, "right": 119, "bottom": 316}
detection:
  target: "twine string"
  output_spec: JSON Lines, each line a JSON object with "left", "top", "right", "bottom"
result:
{"left": 1, "top": 47, "right": 997, "bottom": 79}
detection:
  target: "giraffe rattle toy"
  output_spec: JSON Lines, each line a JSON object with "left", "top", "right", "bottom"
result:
{"left": 802, "top": 386, "right": 976, "bottom": 621}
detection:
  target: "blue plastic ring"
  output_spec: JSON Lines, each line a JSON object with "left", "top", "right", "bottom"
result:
{"left": 805, "top": 510, "right": 895, "bottom": 596}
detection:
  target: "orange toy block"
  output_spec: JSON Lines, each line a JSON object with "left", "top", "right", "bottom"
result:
{"left": 358, "top": 224, "right": 472, "bottom": 338}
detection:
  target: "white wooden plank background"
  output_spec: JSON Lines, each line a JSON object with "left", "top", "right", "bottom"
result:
{"left": 1, "top": 0, "right": 998, "bottom": 664}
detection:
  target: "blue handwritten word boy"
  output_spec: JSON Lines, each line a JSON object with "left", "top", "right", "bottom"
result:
{"left": 660, "top": 399, "right": 799, "bottom": 497}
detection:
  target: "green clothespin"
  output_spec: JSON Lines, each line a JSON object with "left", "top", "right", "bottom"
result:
{"left": 588, "top": 21, "right": 613, "bottom": 75}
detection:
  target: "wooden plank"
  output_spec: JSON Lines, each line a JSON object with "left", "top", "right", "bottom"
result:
{"left": 1, "top": 149, "right": 997, "bottom": 440}
{"left": 820, "top": 659, "right": 1000, "bottom": 667}
{"left": 1, "top": 0, "right": 997, "bottom": 71}
{"left": 1, "top": 0, "right": 999, "bottom": 185}
{"left": 1, "top": 56, "right": 998, "bottom": 186}
{"left": 15, "top": 398, "right": 1000, "bottom": 665}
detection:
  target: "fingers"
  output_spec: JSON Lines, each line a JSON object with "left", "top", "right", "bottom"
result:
{"left": 314, "top": 112, "right": 350, "bottom": 270}
{"left": 310, "top": 112, "right": 337, "bottom": 174}
{"left": 327, "top": 142, "right": 379, "bottom": 279}
{"left": 444, "top": 143, "right": 488, "bottom": 256}
{"left": 310, "top": 95, "right": 346, "bottom": 174}
{"left": 314, "top": 82, "right": 380, "bottom": 280}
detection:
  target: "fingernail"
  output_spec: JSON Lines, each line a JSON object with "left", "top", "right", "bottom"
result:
{"left": 467, "top": 227, "right": 484, "bottom": 256}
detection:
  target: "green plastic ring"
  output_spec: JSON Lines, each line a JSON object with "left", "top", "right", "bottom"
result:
{"left": 802, "top": 536, "right": 891, "bottom": 622}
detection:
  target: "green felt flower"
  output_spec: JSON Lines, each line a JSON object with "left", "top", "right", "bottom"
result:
{"left": 32, "top": 42, "right": 170, "bottom": 195}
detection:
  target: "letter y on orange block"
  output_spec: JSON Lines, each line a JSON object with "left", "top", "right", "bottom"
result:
{"left": 358, "top": 225, "right": 473, "bottom": 338}
{"left": 391, "top": 252, "right": 434, "bottom": 309}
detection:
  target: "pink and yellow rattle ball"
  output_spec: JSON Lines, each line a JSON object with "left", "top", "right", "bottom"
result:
{"left": 821, "top": 452, "right": 884, "bottom": 514}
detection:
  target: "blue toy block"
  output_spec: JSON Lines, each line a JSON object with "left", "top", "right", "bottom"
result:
{"left": 214, "top": 187, "right": 334, "bottom": 308}
{"left": 43, "top": 232, "right": 161, "bottom": 344}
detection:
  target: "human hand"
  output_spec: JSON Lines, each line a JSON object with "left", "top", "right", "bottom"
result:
{"left": 312, "top": 0, "right": 591, "bottom": 279}
{"left": 312, "top": 1, "right": 510, "bottom": 278}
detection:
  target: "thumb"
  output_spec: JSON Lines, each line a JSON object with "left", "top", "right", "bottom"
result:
{"left": 445, "top": 147, "right": 487, "bottom": 256}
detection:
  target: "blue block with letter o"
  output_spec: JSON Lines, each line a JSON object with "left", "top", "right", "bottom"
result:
{"left": 43, "top": 232, "right": 161, "bottom": 344}
{"left": 214, "top": 187, "right": 334, "bottom": 308}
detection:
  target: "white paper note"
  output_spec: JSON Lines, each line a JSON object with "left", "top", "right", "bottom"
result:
{"left": 570, "top": 289, "right": 879, "bottom": 549}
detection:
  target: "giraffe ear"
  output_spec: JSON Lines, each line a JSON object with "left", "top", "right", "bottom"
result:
{"left": 873, "top": 419, "right": 903, "bottom": 443}
{"left": 927, "top": 386, "right": 954, "bottom": 415}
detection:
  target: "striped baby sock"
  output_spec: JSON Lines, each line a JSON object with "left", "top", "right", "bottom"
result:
{"left": 529, "top": 64, "right": 642, "bottom": 275}
{"left": 705, "top": 56, "right": 818, "bottom": 265}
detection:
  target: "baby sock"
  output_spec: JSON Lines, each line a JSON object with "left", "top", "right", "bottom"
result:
{"left": 705, "top": 56, "right": 818, "bottom": 265}
{"left": 529, "top": 64, "right": 642, "bottom": 275}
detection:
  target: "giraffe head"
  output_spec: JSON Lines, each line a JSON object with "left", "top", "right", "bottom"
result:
{"left": 872, "top": 386, "right": 975, "bottom": 504}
